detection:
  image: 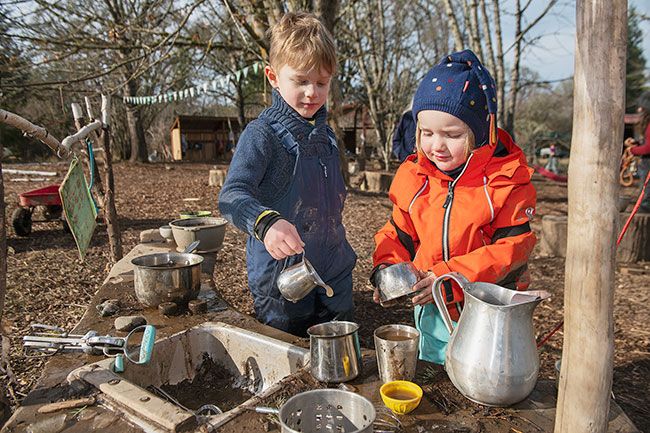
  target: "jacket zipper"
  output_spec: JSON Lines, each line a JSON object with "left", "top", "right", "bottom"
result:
{"left": 441, "top": 155, "right": 473, "bottom": 261}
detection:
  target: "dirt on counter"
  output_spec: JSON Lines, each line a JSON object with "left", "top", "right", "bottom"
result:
{"left": 1, "top": 162, "right": 649, "bottom": 432}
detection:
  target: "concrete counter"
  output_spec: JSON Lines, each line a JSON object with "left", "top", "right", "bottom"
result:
{"left": 1, "top": 238, "right": 640, "bottom": 433}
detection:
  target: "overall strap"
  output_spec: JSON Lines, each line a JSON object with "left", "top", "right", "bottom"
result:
{"left": 268, "top": 118, "right": 339, "bottom": 154}
{"left": 326, "top": 126, "right": 338, "bottom": 150}
{"left": 268, "top": 119, "right": 299, "bottom": 155}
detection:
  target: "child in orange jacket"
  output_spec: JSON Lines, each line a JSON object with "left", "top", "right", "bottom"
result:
{"left": 371, "top": 50, "right": 537, "bottom": 364}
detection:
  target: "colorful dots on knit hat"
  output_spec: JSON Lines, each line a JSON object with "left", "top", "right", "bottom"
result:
{"left": 412, "top": 49, "right": 498, "bottom": 147}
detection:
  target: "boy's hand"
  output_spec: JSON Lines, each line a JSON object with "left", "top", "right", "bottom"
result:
{"left": 264, "top": 219, "right": 305, "bottom": 260}
{"left": 411, "top": 270, "right": 437, "bottom": 306}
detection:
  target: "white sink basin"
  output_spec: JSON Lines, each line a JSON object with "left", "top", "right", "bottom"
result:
{"left": 68, "top": 322, "right": 309, "bottom": 432}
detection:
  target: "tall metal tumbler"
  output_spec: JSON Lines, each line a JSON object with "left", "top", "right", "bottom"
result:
{"left": 374, "top": 324, "right": 420, "bottom": 383}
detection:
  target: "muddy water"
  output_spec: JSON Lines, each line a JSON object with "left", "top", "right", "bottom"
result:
{"left": 159, "top": 354, "right": 254, "bottom": 412}
{"left": 385, "top": 389, "right": 419, "bottom": 400}
{"left": 376, "top": 331, "right": 417, "bottom": 341}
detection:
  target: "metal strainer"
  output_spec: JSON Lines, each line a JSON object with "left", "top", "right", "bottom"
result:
{"left": 256, "top": 389, "right": 376, "bottom": 433}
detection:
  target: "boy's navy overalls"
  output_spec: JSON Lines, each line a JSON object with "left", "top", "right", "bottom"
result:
{"left": 246, "top": 120, "right": 357, "bottom": 337}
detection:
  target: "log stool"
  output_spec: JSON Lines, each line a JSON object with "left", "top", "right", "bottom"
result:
{"left": 209, "top": 168, "right": 228, "bottom": 187}
{"left": 363, "top": 171, "right": 394, "bottom": 192}
{"left": 540, "top": 212, "right": 650, "bottom": 262}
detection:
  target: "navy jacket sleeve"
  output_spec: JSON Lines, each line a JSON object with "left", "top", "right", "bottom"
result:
{"left": 392, "top": 122, "right": 405, "bottom": 160}
{"left": 218, "top": 120, "right": 274, "bottom": 236}
{"left": 392, "top": 111, "right": 416, "bottom": 162}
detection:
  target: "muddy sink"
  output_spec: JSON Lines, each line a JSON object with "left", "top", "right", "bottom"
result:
{"left": 68, "top": 322, "right": 309, "bottom": 432}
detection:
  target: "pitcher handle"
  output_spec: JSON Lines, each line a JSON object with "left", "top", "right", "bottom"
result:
{"left": 280, "top": 251, "right": 304, "bottom": 272}
{"left": 431, "top": 272, "right": 470, "bottom": 335}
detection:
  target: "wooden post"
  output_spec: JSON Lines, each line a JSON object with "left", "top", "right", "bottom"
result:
{"left": 99, "top": 95, "right": 123, "bottom": 262}
{"left": 71, "top": 103, "right": 105, "bottom": 199}
{"left": 554, "top": 2, "right": 626, "bottom": 433}
{"left": 208, "top": 169, "right": 228, "bottom": 187}
{"left": 72, "top": 98, "right": 123, "bottom": 263}
{"left": 0, "top": 137, "right": 6, "bottom": 326}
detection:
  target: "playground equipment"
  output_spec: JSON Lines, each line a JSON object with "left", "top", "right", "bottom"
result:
{"left": 620, "top": 138, "right": 639, "bottom": 187}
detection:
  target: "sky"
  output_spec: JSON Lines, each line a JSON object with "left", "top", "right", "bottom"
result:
{"left": 500, "top": 0, "right": 650, "bottom": 83}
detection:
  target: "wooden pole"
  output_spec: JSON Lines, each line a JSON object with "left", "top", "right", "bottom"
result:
{"left": 99, "top": 96, "right": 123, "bottom": 262}
{"left": 0, "top": 134, "right": 6, "bottom": 326}
{"left": 71, "top": 103, "right": 105, "bottom": 198}
{"left": 71, "top": 98, "right": 122, "bottom": 263}
{"left": 554, "top": 1, "right": 626, "bottom": 432}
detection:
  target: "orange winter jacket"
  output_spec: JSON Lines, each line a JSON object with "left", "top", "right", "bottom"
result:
{"left": 373, "top": 128, "right": 537, "bottom": 321}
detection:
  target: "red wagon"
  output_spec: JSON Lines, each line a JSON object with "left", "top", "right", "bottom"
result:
{"left": 12, "top": 184, "right": 68, "bottom": 236}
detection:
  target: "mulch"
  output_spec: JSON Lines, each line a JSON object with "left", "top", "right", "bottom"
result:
{"left": 1, "top": 162, "right": 648, "bottom": 431}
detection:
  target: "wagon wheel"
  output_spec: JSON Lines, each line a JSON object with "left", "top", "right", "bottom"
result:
{"left": 44, "top": 205, "right": 63, "bottom": 221}
{"left": 12, "top": 207, "right": 32, "bottom": 236}
{"left": 62, "top": 218, "right": 71, "bottom": 233}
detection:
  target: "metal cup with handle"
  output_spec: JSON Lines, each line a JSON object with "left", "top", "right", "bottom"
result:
{"left": 276, "top": 253, "right": 334, "bottom": 303}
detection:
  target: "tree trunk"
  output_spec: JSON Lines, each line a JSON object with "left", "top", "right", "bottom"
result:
{"left": 235, "top": 75, "right": 246, "bottom": 130}
{"left": 479, "top": 0, "right": 496, "bottom": 79}
{"left": 443, "top": 0, "right": 464, "bottom": 51}
{"left": 0, "top": 140, "right": 6, "bottom": 326}
{"left": 554, "top": 1, "right": 626, "bottom": 432}
{"left": 468, "top": 0, "right": 484, "bottom": 59}
{"left": 316, "top": 0, "right": 349, "bottom": 186}
{"left": 124, "top": 79, "right": 148, "bottom": 163}
{"left": 72, "top": 104, "right": 106, "bottom": 202}
{"left": 491, "top": 0, "right": 506, "bottom": 126}
{"left": 504, "top": 0, "right": 522, "bottom": 135}
{"left": 101, "top": 125, "right": 123, "bottom": 263}
{"left": 358, "top": 107, "right": 368, "bottom": 172}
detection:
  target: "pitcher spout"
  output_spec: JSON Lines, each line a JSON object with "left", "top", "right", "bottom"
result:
{"left": 508, "top": 290, "right": 551, "bottom": 306}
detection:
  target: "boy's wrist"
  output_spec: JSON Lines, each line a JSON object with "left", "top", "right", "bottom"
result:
{"left": 254, "top": 210, "right": 283, "bottom": 241}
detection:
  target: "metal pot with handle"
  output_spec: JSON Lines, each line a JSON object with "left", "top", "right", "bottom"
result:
{"left": 255, "top": 389, "right": 375, "bottom": 433}
{"left": 131, "top": 241, "right": 203, "bottom": 307}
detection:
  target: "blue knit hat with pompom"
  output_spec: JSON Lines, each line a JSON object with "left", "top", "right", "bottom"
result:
{"left": 412, "top": 49, "right": 498, "bottom": 147}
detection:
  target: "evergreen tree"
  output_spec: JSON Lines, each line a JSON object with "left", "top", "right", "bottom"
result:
{"left": 626, "top": 7, "right": 648, "bottom": 112}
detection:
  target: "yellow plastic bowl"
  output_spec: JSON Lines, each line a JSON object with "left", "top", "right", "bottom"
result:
{"left": 380, "top": 380, "right": 423, "bottom": 415}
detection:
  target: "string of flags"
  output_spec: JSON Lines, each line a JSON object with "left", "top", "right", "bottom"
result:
{"left": 123, "top": 61, "right": 264, "bottom": 105}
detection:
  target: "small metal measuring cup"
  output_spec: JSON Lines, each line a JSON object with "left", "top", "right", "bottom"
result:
{"left": 276, "top": 253, "right": 334, "bottom": 302}
{"left": 374, "top": 262, "right": 419, "bottom": 304}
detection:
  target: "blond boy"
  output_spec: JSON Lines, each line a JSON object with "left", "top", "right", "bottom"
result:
{"left": 219, "top": 13, "right": 356, "bottom": 336}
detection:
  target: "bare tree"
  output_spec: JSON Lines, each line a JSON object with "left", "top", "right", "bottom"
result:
{"left": 341, "top": 0, "right": 443, "bottom": 170}
{"left": 440, "top": 0, "right": 558, "bottom": 134}
{"left": 503, "top": 0, "right": 558, "bottom": 133}
{"left": 3, "top": 0, "right": 208, "bottom": 162}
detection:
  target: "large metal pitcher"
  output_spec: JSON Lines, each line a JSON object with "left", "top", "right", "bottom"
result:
{"left": 431, "top": 272, "right": 550, "bottom": 406}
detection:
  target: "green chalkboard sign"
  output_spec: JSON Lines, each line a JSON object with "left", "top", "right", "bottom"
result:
{"left": 59, "top": 158, "right": 97, "bottom": 260}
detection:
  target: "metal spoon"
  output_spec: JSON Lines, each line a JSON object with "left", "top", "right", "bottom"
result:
{"left": 182, "top": 240, "right": 201, "bottom": 254}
